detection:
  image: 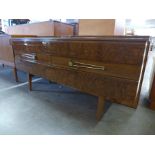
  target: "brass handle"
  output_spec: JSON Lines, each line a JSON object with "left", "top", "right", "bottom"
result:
{"left": 68, "top": 60, "right": 104, "bottom": 71}
{"left": 21, "top": 53, "right": 37, "bottom": 60}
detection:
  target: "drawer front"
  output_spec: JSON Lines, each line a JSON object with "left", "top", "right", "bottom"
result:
{"left": 15, "top": 58, "right": 138, "bottom": 107}
{"left": 13, "top": 40, "right": 146, "bottom": 66}
{"left": 15, "top": 52, "right": 141, "bottom": 81}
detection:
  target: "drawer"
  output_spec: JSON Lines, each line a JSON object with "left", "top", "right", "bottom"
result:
{"left": 13, "top": 40, "right": 146, "bottom": 66}
{"left": 15, "top": 53, "right": 141, "bottom": 81}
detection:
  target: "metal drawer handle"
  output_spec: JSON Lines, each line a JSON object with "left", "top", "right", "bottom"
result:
{"left": 24, "top": 42, "right": 28, "bottom": 46}
{"left": 21, "top": 53, "right": 37, "bottom": 60}
{"left": 42, "top": 41, "right": 48, "bottom": 45}
{"left": 68, "top": 60, "right": 104, "bottom": 70}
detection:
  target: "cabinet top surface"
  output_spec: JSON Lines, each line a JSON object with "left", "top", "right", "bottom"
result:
{"left": 11, "top": 35, "right": 151, "bottom": 42}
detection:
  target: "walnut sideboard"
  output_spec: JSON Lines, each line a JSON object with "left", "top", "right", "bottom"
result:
{"left": 11, "top": 36, "right": 151, "bottom": 120}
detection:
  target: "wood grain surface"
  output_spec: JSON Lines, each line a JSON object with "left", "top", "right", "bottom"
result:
{"left": 11, "top": 36, "right": 151, "bottom": 120}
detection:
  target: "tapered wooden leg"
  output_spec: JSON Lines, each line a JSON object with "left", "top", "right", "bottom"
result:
{"left": 96, "top": 96, "right": 105, "bottom": 121}
{"left": 13, "top": 67, "right": 18, "bottom": 82}
{"left": 28, "top": 73, "right": 33, "bottom": 91}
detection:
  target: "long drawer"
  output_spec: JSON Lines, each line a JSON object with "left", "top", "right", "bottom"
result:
{"left": 13, "top": 40, "right": 146, "bottom": 65}
{"left": 15, "top": 53, "right": 141, "bottom": 81}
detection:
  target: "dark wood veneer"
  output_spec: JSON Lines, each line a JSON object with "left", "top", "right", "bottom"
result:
{"left": 11, "top": 36, "right": 151, "bottom": 120}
